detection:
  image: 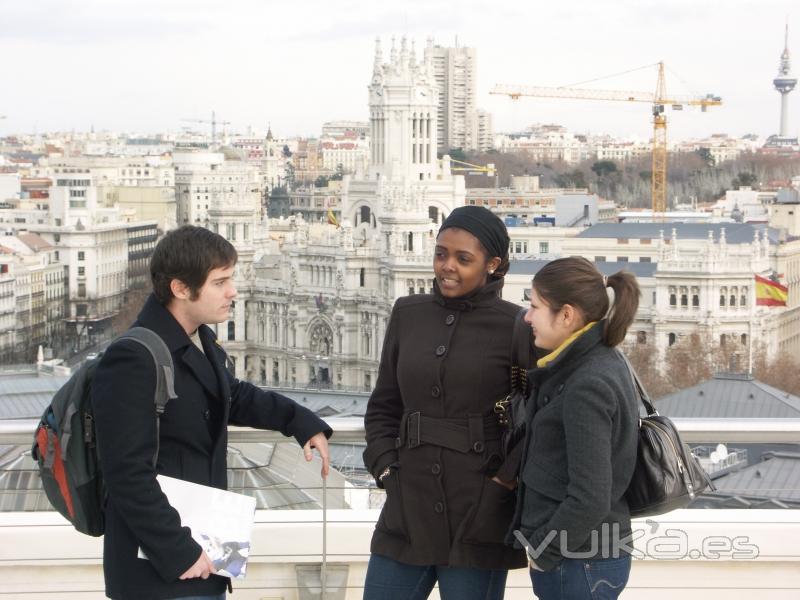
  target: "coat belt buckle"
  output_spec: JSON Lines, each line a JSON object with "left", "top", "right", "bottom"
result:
{"left": 406, "top": 411, "right": 422, "bottom": 449}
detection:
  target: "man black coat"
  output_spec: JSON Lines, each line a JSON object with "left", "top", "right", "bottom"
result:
{"left": 92, "top": 294, "right": 332, "bottom": 599}
{"left": 363, "top": 279, "right": 529, "bottom": 570}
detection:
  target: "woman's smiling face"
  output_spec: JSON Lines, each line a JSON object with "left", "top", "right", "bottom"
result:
{"left": 433, "top": 227, "right": 498, "bottom": 298}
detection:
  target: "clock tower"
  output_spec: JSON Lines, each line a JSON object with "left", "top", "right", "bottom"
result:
{"left": 368, "top": 36, "right": 439, "bottom": 182}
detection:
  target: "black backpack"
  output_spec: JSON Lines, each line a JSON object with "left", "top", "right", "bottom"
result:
{"left": 31, "top": 327, "right": 177, "bottom": 536}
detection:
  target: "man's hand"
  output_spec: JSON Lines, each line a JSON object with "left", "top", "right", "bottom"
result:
{"left": 179, "top": 550, "right": 215, "bottom": 580}
{"left": 303, "top": 431, "right": 330, "bottom": 478}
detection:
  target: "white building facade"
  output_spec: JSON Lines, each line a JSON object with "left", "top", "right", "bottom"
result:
{"left": 219, "top": 36, "right": 464, "bottom": 389}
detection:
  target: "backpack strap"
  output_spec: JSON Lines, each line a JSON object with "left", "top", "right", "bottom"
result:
{"left": 115, "top": 327, "right": 178, "bottom": 468}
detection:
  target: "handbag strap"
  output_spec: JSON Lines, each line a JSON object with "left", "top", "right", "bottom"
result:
{"left": 510, "top": 308, "right": 531, "bottom": 394}
{"left": 615, "top": 348, "right": 659, "bottom": 417}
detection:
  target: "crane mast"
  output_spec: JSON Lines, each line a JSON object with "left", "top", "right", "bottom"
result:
{"left": 491, "top": 62, "right": 721, "bottom": 215}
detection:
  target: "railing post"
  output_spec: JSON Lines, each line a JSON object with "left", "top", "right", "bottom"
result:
{"left": 322, "top": 474, "right": 327, "bottom": 598}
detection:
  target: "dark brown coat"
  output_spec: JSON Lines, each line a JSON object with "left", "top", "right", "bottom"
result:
{"left": 363, "top": 279, "right": 529, "bottom": 569}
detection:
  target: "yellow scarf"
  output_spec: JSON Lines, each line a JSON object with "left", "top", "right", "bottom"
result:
{"left": 536, "top": 321, "right": 598, "bottom": 368}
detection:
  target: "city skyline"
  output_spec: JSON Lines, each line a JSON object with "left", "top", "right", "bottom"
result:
{"left": 0, "top": 0, "right": 797, "bottom": 142}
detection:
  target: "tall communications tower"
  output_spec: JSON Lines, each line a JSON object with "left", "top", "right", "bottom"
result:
{"left": 773, "top": 24, "right": 797, "bottom": 139}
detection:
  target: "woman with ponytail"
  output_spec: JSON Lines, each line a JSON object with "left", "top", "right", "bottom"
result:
{"left": 508, "top": 257, "right": 641, "bottom": 600}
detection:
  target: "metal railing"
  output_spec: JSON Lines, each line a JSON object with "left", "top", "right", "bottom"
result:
{"left": 4, "top": 416, "right": 800, "bottom": 445}
{"left": 2, "top": 417, "right": 800, "bottom": 598}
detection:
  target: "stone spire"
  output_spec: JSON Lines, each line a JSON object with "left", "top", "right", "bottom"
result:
{"left": 373, "top": 37, "right": 383, "bottom": 75}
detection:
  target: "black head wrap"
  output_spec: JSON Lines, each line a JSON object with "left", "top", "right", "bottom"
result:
{"left": 438, "top": 205, "right": 509, "bottom": 260}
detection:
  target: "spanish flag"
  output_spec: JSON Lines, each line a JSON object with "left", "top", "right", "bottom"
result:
{"left": 327, "top": 207, "right": 339, "bottom": 227}
{"left": 755, "top": 274, "right": 788, "bottom": 307}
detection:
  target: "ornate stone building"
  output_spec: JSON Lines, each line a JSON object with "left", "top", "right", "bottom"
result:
{"left": 219, "top": 37, "right": 464, "bottom": 389}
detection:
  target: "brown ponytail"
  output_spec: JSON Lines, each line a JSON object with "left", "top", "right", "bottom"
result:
{"left": 532, "top": 257, "right": 640, "bottom": 347}
{"left": 603, "top": 270, "right": 640, "bottom": 346}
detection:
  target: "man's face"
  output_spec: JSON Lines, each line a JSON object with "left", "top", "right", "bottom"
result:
{"left": 183, "top": 264, "right": 237, "bottom": 330}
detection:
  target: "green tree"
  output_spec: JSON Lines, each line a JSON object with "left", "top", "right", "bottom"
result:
{"left": 695, "top": 147, "right": 715, "bottom": 167}
{"left": 556, "top": 169, "right": 587, "bottom": 189}
{"left": 448, "top": 147, "right": 467, "bottom": 163}
{"left": 591, "top": 160, "right": 618, "bottom": 177}
{"left": 732, "top": 171, "right": 758, "bottom": 189}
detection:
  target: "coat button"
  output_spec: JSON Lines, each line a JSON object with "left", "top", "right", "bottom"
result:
{"left": 203, "top": 409, "right": 211, "bottom": 420}
{"left": 435, "top": 345, "right": 446, "bottom": 357}
{"left": 431, "top": 463, "right": 441, "bottom": 475}
{"left": 557, "top": 384, "right": 565, "bottom": 393}
{"left": 542, "top": 395, "right": 550, "bottom": 405}
{"left": 445, "top": 314, "right": 455, "bottom": 325}
{"left": 434, "top": 502, "right": 444, "bottom": 513}
{"left": 431, "top": 385, "right": 441, "bottom": 398}
{"left": 472, "top": 441, "right": 484, "bottom": 453}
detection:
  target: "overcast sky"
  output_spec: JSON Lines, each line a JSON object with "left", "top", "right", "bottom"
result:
{"left": 1, "top": 0, "right": 797, "bottom": 141}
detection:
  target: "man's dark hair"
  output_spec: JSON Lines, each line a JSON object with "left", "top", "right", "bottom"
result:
{"left": 150, "top": 226, "right": 238, "bottom": 303}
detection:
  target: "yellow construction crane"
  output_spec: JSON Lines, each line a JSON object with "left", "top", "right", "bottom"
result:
{"left": 491, "top": 62, "right": 722, "bottom": 214}
{"left": 449, "top": 158, "right": 496, "bottom": 177}
{"left": 181, "top": 110, "right": 231, "bottom": 149}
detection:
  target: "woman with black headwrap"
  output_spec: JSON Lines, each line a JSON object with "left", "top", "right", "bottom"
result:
{"left": 363, "top": 206, "right": 533, "bottom": 600}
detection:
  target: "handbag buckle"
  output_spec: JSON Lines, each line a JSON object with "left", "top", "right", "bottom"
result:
{"left": 494, "top": 395, "right": 512, "bottom": 426}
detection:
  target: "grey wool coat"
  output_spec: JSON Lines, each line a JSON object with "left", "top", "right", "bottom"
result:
{"left": 363, "top": 278, "right": 530, "bottom": 570}
{"left": 507, "top": 321, "right": 639, "bottom": 571}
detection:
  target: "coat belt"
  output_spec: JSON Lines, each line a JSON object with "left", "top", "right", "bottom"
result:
{"left": 396, "top": 411, "right": 502, "bottom": 454}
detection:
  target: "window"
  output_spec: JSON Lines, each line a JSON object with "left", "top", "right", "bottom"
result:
{"left": 637, "top": 331, "right": 647, "bottom": 344}
{"left": 720, "top": 294, "right": 726, "bottom": 307}
{"left": 681, "top": 294, "right": 688, "bottom": 307}
{"left": 720, "top": 334, "right": 727, "bottom": 347}
{"left": 668, "top": 333, "right": 677, "bottom": 346}
{"left": 228, "top": 320, "right": 235, "bottom": 340}
{"left": 594, "top": 256, "right": 606, "bottom": 262}
{"left": 669, "top": 294, "right": 676, "bottom": 307}
{"left": 539, "top": 242, "right": 549, "bottom": 255}
{"left": 77, "top": 267, "right": 85, "bottom": 276}
{"left": 77, "top": 283, "right": 86, "bottom": 297}
{"left": 78, "top": 251, "right": 85, "bottom": 261}
{"left": 360, "top": 268, "right": 365, "bottom": 287}
{"left": 76, "top": 304, "right": 87, "bottom": 316}
{"left": 617, "top": 256, "right": 629, "bottom": 262}
{"left": 640, "top": 257, "right": 651, "bottom": 263}
{"left": 692, "top": 294, "right": 699, "bottom": 307}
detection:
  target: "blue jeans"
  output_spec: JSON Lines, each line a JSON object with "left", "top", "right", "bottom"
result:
{"left": 530, "top": 555, "right": 631, "bottom": 600}
{"left": 363, "top": 553, "right": 507, "bottom": 600}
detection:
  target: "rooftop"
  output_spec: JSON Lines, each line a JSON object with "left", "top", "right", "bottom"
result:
{"left": 656, "top": 373, "right": 800, "bottom": 419}
{"left": 577, "top": 222, "right": 779, "bottom": 244}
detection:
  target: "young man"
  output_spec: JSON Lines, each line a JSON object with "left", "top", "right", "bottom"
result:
{"left": 92, "top": 226, "right": 332, "bottom": 600}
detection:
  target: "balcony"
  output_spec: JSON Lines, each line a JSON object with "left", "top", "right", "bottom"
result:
{"left": 0, "top": 418, "right": 799, "bottom": 599}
